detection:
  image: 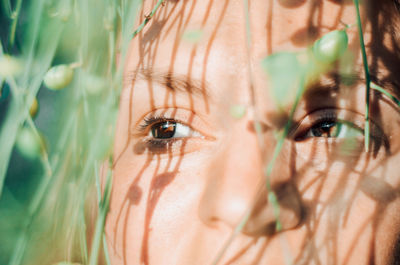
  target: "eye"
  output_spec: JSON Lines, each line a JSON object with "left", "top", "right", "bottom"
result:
{"left": 304, "top": 119, "right": 363, "bottom": 139}
{"left": 134, "top": 111, "right": 212, "bottom": 155}
{"left": 293, "top": 109, "right": 388, "bottom": 159}
{"left": 150, "top": 120, "right": 200, "bottom": 139}
{"left": 293, "top": 109, "right": 366, "bottom": 141}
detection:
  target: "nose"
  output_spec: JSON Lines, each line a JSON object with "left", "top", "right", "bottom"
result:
{"left": 198, "top": 117, "right": 303, "bottom": 236}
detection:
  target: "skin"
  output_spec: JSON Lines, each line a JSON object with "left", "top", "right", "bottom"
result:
{"left": 106, "top": 0, "right": 400, "bottom": 264}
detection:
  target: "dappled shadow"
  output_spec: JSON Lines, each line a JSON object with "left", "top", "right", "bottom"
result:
{"left": 109, "top": 0, "right": 400, "bottom": 265}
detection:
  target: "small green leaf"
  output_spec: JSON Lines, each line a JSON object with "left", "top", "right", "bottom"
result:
{"left": 261, "top": 52, "right": 301, "bottom": 107}
{"left": 0, "top": 55, "right": 22, "bottom": 77}
{"left": 43, "top": 64, "right": 74, "bottom": 90}
{"left": 15, "top": 127, "right": 44, "bottom": 159}
{"left": 182, "top": 29, "right": 203, "bottom": 43}
{"left": 313, "top": 30, "right": 348, "bottom": 63}
{"left": 230, "top": 104, "right": 246, "bottom": 119}
{"left": 83, "top": 73, "right": 107, "bottom": 95}
{"left": 29, "top": 97, "right": 39, "bottom": 118}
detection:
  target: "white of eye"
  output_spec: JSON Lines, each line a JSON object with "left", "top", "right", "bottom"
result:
{"left": 307, "top": 121, "right": 363, "bottom": 139}
{"left": 335, "top": 123, "right": 363, "bottom": 138}
{"left": 174, "top": 123, "right": 201, "bottom": 138}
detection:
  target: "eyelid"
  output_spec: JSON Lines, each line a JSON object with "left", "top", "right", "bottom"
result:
{"left": 132, "top": 108, "right": 215, "bottom": 140}
{"left": 291, "top": 108, "right": 374, "bottom": 140}
{"left": 142, "top": 118, "right": 201, "bottom": 138}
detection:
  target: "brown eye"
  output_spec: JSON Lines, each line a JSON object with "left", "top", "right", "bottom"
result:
{"left": 151, "top": 121, "right": 177, "bottom": 139}
{"left": 310, "top": 120, "right": 341, "bottom": 137}
{"left": 305, "top": 120, "right": 363, "bottom": 139}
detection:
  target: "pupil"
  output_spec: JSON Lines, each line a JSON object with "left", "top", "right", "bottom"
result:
{"left": 311, "top": 121, "right": 336, "bottom": 137}
{"left": 152, "top": 121, "right": 176, "bottom": 139}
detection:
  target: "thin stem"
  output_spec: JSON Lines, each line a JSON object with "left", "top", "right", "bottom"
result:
{"left": 80, "top": 205, "right": 89, "bottom": 265}
{"left": 6, "top": 76, "right": 52, "bottom": 177}
{"left": 103, "top": 234, "right": 112, "bottom": 265}
{"left": 0, "top": 42, "right": 4, "bottom": 98}
{"left": 210, "top": 209, "right": 252, "bottom": 265}
{"left": 371, "top": 82, "right": 400, "bottom": 107}
{"left": 94, "top": 161, "right": 112, "bottom": 265}
{"left": 264, "top": 76, "right": 305, "bottom": 232}
{"left": 8, "top": 0, "right": 23, "bottom": 50}
{"left": 26, "top": 117, "right": 52, "bottom": 177}
{"left": 353, "top": 0, "right": 371, "bottom": 152}
{"left": 88, "top": 168, "right": 112, "bottom": 265}
{"left": 2, "top": 0, "right": 12, "bottom": 17}
{"left": 210, "top": 3, "right": 260, "bottom": 264}
{"left": 8, "top": 158, "right": 54, "bottom": 265}
{"left": 132, "top": 0, "right": 165, "bottom": 39}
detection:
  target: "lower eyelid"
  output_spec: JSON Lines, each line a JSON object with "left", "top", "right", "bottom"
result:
{"left": 134, "top": 137, "right": 208, "bottom": 156}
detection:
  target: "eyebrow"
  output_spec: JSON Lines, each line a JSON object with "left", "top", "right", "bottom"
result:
{"left": 305, "top": 70, "right": 400, "bottom": 104}
{"left": 128, "top": 68, "right": 210, "bottom": 97}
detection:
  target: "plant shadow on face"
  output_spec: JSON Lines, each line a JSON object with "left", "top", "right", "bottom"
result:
{"left": 110, "top": 0, "right": 400, "bottom": 265}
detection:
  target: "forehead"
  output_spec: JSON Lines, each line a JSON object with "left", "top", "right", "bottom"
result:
{"left": 125, "top": 0, "right": 400, "bottom": 101}
{"left": 131, "top": 0, "right": 398, "bottom": 66}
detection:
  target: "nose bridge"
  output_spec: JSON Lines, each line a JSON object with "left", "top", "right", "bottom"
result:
{"left": 198, "top": 117, "right": 303, "bottom": 235}
{"left": 198, "top": 118, "right": 263, "bottom": 226}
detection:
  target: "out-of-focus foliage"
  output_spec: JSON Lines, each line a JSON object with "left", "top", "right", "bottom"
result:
{"left": 0, "top": 0, "right": 140, "bottom": 264}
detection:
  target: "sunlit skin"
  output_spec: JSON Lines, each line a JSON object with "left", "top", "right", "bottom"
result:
{"left": 106, "top": 0, "right": 400, "bottom": 264}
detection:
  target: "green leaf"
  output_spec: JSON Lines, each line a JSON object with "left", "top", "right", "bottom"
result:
{"left": 182, "top": 29, "right": 203, "bottom": 43}
{"left": 229, "top": 104, "right": 246, "bottom": 119}
{"left": 261, "top": 52, "right": 301, "bottom": 107}
{"left": 312, "top": 30, "right": 348, "bottom": 63}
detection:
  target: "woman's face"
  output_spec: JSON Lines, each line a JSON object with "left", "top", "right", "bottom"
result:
{"left": 106, "top": 1, "right": 400, "bottom": 264}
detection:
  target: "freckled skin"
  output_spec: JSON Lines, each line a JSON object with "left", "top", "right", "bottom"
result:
{"left": 106, "top": 1, "right": 400, "bottom": 265}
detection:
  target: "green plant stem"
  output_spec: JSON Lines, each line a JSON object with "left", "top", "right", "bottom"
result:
{"left": 371, "top": 82, "right": 400, "bottom": 107}
{"left": 88, "top": 168, "right": 112, "bottom": 265}
{"left": 210, "top": 209, "right": 252, "bottom": 265}
{"left": 353, "top": 0, "right": 371, "bottom": 152}
{"left": 8, "top": 163, "right": 55, "bottom": 265}
{"left": 2, "top": 0, "right": 12, "bottom": 17}
{"left": 26, "top": 117, "right": 52, "bottom": 177}
{"left": 210, "top": 3, "right": 259, "bottom": 263}
{"left": 132, "top": 0, "right": 164, "bottom": 38}
{"left": 0, "top": 42, "right": 4, "bottom": 97}
{"left": 6, "top": 76, "right": 52, "bottom": 177}
{"left": 95, "top": 161, "right": 112, "bottom": 265}
{"left": 80, "top": 206, "right": 89, "bottom": 265}
{"left": 264, "top": 76, "right": 305, "bottom": 231}
{"left": 103, "top": 234, "right": 112, "bottom": 265}
{"left": 8, "top": 0, "right": 23, "bottom": 50}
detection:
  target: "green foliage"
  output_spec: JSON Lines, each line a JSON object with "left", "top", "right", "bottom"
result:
{"left": 43, "top": 65, "right": 74, "bottom": 90}
{"left": 182, "top": 29, "right": 204, "bottom": 43}
{"left": 261, "top": 52, "right": 301, "bottom": 108}
{"left": 3, "top": 0, "right": 400, "bottom": 265}
{"left": 15, "top": 127, "right": 44, "bottom": 159}
{"left": 0, "top": 0, "right": 141, "bottom": 264}
{"left": 229, "top": 104, "right": 247, "bottom": 119}
{"left": 353, "top": 0, "right": 371, "bottom": 152}
{"left": 312, "top": 30, "right": 349, "bottom": 63}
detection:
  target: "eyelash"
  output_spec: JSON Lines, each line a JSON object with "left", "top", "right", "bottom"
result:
{"left": 295, "top": 114, "right": 356, "bottom": 140}
{"left": 293, "top": 108, "right": 389, "bottom": 154}
{"left": 293, "top": 110, "right": 359, "bottom": 140}
{"left": 138, "top": 114, "right": 193, "bottom": 152}
{"left": 139, "top": 115, "right": 173, "bottom": 132}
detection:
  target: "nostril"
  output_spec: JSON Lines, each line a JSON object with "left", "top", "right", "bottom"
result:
{"left": 270, "top": 182, "right": 303, "bottom": 231}
{"left": 241, "top": 182, "right": 303, "bottom": 236}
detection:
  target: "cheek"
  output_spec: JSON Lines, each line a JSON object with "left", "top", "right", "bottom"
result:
{"left": 107, "top": 151, "right": 209, "bottom": 264}
{"left": 375, "top": 198, "right": 400, "bottom": 265}
{"left": 292, "top": 145, "right": 400, "bottom": 264}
